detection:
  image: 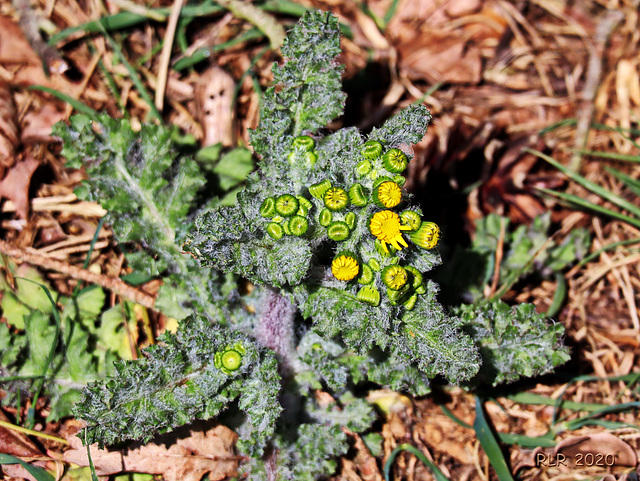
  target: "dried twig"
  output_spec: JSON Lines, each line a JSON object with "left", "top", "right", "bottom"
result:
{"left": 0, "top": 239, "right": 156, "bottom": 309}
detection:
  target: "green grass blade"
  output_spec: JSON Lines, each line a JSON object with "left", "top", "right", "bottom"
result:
{"left": 359, "top": 3, "right": 385, "bottom": 31}
{"left": 473, "top": 397, "right": 515, "bottom": 481}
{"left": 383, "top": 0, "right": 400, "bottom": 27}
{"left": 498, "top": 432, "right": 556, "bottom": 448}
{"left": 604, "top": 166, "right": 640, "bottom": 197}
{"left": 49, "top": 12, "right": 156, "bottom": 45}
{"left": 546, "top": 272, "right": 566, "bottom": 318}
{"left": 0, "top": 374, "right": 44, "bottom": 381}
{"left": 575, "top": 238, "right": 640, "bottom": 268}
{"left": 539, "top": 118, "right": 576, "bottom": 135}
{"left": 15, "top": 278, "right": 62, "bottom": 428}
{"left": 384, "top": 443, "right": 450, "bottom": 481}
{"left": 28, "top": 86, "right": 98, "bottom": 118}
{"left": 99, "top": 28, "right": 162, "bottom": 123}
{"left": 411, "top": 81, "right": 445, "bottom": 106}
{"left": 439, "top": 404, "right": 472, "bottom": 429}
{"left": 48, "top": 2, "right": 225, "bottom": 44}
{"left": 233, "top": 45, "right": 270, "bottom": 109}
{"left": 540, "top": 118, "right": 640, "bottom": 138}
{"left": 529, "top": 148, "right": 640, "bottom": 217}
{"left": 569, "top": 149, "right": 640, "bottom": 163}
{"left": 537, "top": 187, "right": 640, "bottom": 230}
{"left": 87, "top": 42, "right": 122, "bottom": 106}
{"left": 508, "top": 392, "right": 609, "bottom": 412}
{"left": 558, "top": 419, "right": 639, "bottom": 432}
{"left": 0, "top": 454, "right": 55, "bottom": 481}
{"left": 260, "top": 0, "right": 309, "bottom": 16}
{"left": 71, "top": 217, "right": 105, "bottom": 299}
{"left": 173, "top": 28, "right": 264, "bottom": 71}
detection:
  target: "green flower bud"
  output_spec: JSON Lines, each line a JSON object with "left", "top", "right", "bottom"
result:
{"left": 403, "top": 293, "right": 418, "bottom": 310}
{"left": 260, "top": 197, "right": 276, "bottom": 217}
{"left": 357, "top": 285, "right": 381, "bottom": 306}
{"left": 275, "top": 194, "right": 299, "bottom": 217}
{"left": 375, "top": 239, "right": 397, "bottom": 257}
{"left": 289, "top": 215, "right": 309, "bottom": 236}
{"left": 267, "top": 222, "right": 283, "bottom": 239}
{"left": 214, "top": 343, "right": 246, "bottom": 374}
{"left": 309, "top": 179, "right": 332, "bottom": 199}
{"left": 382, "top": 265, "right": 408, "bottom": 290}
{"left": 368, "top": 258, "right": 381, "bottom": 271}
{"left": 297, "top": 196, "right": 313, "bottom": 216}
{"left": 404, "top": 265, "right": 423, "bottom": 289}
{"left": 327, "top": 221, "right": 350, "bottom": 241}
{"left": 319, "top": 208, "right": 333, "bottom": 227}
{"left": 345, "top": 212, "right": 357, "bottom": 230}
{"left": 361, "top": 140, "right": 383, "bottom": 159}
{"left": 400, "top": 210, "right": 422, "bottom": 231}
{"left": 292, "top": 135, "right": 315, "bottom": 151}
{"left": 357, "top": 263, "right": 374, "bottom": 285}
{"left": 386, "top": 285, "right": 410, "bottom": 305}
{"left": 356, "top": 160, "right": 372, "bottom": 177}
{"left": 348, "top": 183, "right": 368, "bottom": 206}
{"left": 410, "top": 222, "right": 440, "bottom": 249}
{"left": 393, "top": 175, "right": 406, "bottom": 187}
{"left": 304, "top": 151, "right": 318, "bottom": 166}
{"left": 382, "top": 148, "right": 408, "bottom": 173}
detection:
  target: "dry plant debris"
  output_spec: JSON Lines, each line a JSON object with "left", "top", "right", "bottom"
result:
{"left": 63, "top": 423, "right": 239, "bottom": 481}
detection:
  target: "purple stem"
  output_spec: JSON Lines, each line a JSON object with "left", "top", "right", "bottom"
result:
{"left": 255, "top": 287, "right": 298, "bottom": 373}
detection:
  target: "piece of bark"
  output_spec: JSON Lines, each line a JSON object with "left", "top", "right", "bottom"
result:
{"left": 195, "top": 67, "right": 236, "bottom": 147}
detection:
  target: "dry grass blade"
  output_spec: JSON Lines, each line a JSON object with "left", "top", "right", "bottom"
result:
{"left": 154, "top": 0, "right": 185, "bottom": 112}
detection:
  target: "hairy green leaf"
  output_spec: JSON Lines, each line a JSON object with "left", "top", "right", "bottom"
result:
{"left": 457, "top": 300, "right": 570, "bottom": 386}
{"left": 74, "top": 315, "right": 281, "bottom": 451}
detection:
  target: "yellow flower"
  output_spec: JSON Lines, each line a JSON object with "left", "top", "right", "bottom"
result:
{"left": 332, "top": 253, "right": 360, "bottom": 281}
{"left": 375, "top": 181, "right": 402, "bottom": 208}
{"left": 382, "top": 265, "right": 408, "bottom": 290}
{"left": 368, "top": 210, "right": 412, "bottom": 253}
{"left": 324, "top": 187, "right": 349, "bottom": 211}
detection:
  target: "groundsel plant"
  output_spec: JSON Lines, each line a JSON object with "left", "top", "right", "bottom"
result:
{"left": 57, "top": 11, "right": 569, "bottom": 480}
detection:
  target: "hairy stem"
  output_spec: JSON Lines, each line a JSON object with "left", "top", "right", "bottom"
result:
{"left": 254, "top": 288, "right": 298, "bottom": 374}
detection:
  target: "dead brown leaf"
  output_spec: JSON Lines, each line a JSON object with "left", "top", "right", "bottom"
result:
{"left": 0, "top": 409, "right": 42, "bottom": 457}
{"left": 554, "top": 432, "right": 637, "bottom": 467}
{"left": 20, "top": 104, "right": 66, "bottom": 144}
{"left": 0, "top": 78, "right": 19, "bottom": 176}
{"left": 515, "top": 432, "right": 637, "bottom": 473}
{"left": 397, "top": 29, "right": 482, "bottom": 84}
{"left": 0, "top": 15, "right": 75, "bottom": 94}
{"left": 445, "top": 0, "right": 483, "bottom": 17}
{"left": 2, "top": 460, "right": 52, "bottom": 481}
{"left": 63, "top": 424, "right": 239, "bottom": 481}
{"left": 0, "top": 155, "right": 39, "bottom": 219}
